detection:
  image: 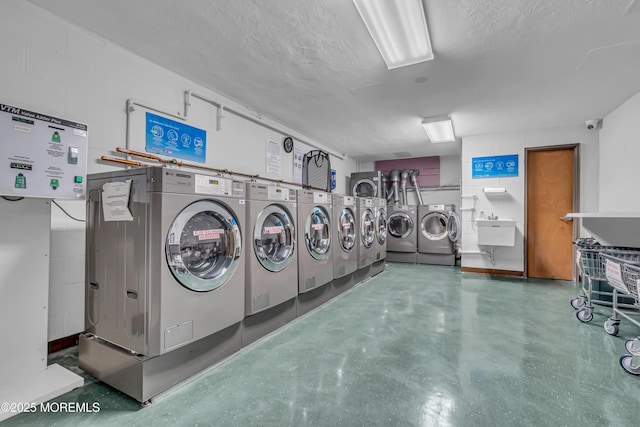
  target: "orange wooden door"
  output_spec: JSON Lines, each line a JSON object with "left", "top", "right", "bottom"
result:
{"left": 526, "top": 148, "right": 575, "bottom": 280}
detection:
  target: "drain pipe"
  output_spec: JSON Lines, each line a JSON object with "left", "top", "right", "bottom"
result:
{"left": 400, "top": 169, "right": 410, "bottom": 205}
{"left": 381, "top": 173, "right": 389, "bottom": 200}
{"left": 410, "top": 169, "right": 423, "bottom": 206}
{"left": 461, "top": 247, "right": 496, "bottom": 264}
{"left": 390, "top": 170, "right": 400, "bottom": 205}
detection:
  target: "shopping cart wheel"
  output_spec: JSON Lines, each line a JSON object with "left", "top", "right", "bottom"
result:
{"left": 619, "top": 355, "right": 640, "bottom": 376}
{"left": 576, "top": 308, "right": 593, "bottom": 323}
{"left": 625, "top": 339, "right": 640, "bottom": 356}
{"left": 604, "top": 319, "right": 620, "bottom": 336}
{"left": 570, "top": 297, "right": 585, "bottom": 310}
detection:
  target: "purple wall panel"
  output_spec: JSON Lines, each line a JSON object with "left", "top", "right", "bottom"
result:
{"left": 375, "top": 156, "right": 440, "bottom": 186}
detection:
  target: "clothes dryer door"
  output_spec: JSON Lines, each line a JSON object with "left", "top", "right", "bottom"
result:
{"left": 338, "top": 208, "right": 356, "bottom": 253}
{"left": 352, "top": 179, "right": 377, "bottom": 198}
{"left": 421, "top": 212, "right": 449, "bottom": 241}
{"left": 376, "top": 207, "right": 388, "bottom": 244}
{"left": 254, "top": 204, "right": 295, "bottom": 272}
{"left": 361, "top": 208, "right": 375, "bottom": 248}
{"left": 447, "top": 211, "right": 461, "bottom": 243}
{"left": 165, "top": 200, "right": 242, "bottom": 292}
{"left": 388, "top": 212, "right": 414, "bottom": 239}
{"left": 305, "top": 206, "right": 331, "bottom": 260}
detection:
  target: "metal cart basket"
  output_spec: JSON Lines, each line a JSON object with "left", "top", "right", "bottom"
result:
{"left": 610, "top": 261, "right": 640, "bottom": 376}
{"left": 571, "top": 241, "right": 639, "bottom": 323}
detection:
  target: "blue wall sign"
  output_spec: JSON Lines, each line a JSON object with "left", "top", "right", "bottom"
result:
{"left": 145, "top": 112, "right": 207, "bottom": 163}
{"left": 472, "top": 154, "right": 518, "bottom": 178}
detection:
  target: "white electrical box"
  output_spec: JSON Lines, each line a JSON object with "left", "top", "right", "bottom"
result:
{"left": 0, "top": 102, "right": 88, "bottom": 199}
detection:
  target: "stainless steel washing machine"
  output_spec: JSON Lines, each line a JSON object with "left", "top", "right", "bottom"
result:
{"left": 417, "top": 204, "right": 459, "bottom": 266}
{"left": 331, "top": 194, "right": 358, "bottom": 295}
{"left": 349, "top": 171, "right": 382, "bottom": 198}
{"left": 245, "top": 183, "right": 297, "bottom": 314}
{"left": 386, "top": 205, "right": 418, "bottom": 263}
{"left": 332, "top": 194, "right": 357, "bottom": 279}
{"left": 357, "top": 197, "right": 376, "bottom": 270}
{"left": 371, "top": 197, "right": 387, "bottom": 275}
{"left": 81, "top": 167, "right": 246, "bottom": 402}
{"left": 297, "top": 189, "right": 332, "bottom": 292}
{"left": 242, "top": 183, "right": 298, "bottom": 345}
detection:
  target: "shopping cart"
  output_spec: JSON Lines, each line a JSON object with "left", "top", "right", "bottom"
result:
{"left": 610, "top": 262, "right": 640, "bottom": 375}
{"left": 599, "top": 250, "right": 640, "bottom": 336}
{"left": 571, "top": 240, "right": 638, "bottom": 323}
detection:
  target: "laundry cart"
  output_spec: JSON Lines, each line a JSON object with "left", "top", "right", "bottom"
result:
{"left": 599, "top": 250, "right": 640, "bottom": 335}
{"left": 571, "top": 239, "right": 639, "bottom": 323}
{"left": 616, "top": 262, "right": 640, "bottom": 375}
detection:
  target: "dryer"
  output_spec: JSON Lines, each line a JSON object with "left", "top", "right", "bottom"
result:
{"left": 332, "top": 194, "right": 357, "bottom": 285}
{"left": 349, "top": 171, "right": 382, "bottom": 198}
{"left": 243, "top": 183, "right": 298, "bottom": 345}
{"left": 371, "top": 197, "right": 387, "bottom": 275}
{"left": 81, "top": 167, "right": 246, "bottom": 401}
{"left": 357, "top": 197, "right": 376, "bottom": 271}
{"left": 386, "top": 205, "right": 418, "bottom": 263}
{"left": 417, "top": 204, "right": 460, "bottom": 266}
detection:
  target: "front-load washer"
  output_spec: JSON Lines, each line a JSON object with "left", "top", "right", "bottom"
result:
{"left": 417, "top": 204, "right": 460, "bottom": 266}
{"left": 349, "top": 171, "right": 382, "bottom": 198}
{"left": 331, "top": 194, "right": 358, "bottom": 295}
{"left": 356, "top": 197, "right": 376, "bottom": 273}
{"left": 81, "top": 167, "right": 245, "bottom": 401}
{"left": 371, "top": 197, "right": 387, "bottom": 275}
{"left": 296, "top": 189, "right": 333, "bottom": 315}
{"left": 297, "top": 189, "right": 332, "bottom": 292}
{"left": 243, "top": 183, "right": 298, "bottom": 345}
{"left": 386, "top": 205, "right": 418, "bottom": 263}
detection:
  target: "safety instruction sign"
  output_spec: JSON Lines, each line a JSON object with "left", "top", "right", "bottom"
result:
{"left": 145, "top": 113, "right": 206, "bottom": 163}
{"left": 472, "top": 154, "right": 518, "bottom": 178}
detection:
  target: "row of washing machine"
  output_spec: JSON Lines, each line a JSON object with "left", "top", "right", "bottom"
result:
{"left": 79, "top": 167, "right": 387, "bottom": 403}
{"left": 386, "top": 204, "right": 460, "bottom": 266}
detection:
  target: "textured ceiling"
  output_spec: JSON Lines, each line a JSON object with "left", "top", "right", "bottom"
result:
{"left": 27, "top": 0, "right": 640, "bottom": 161}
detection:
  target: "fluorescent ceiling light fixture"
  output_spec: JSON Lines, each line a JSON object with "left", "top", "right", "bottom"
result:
{"left": 422, "top": 117, "right": 456, "bottom": 143}
{"left": 353, "top": 0, "right": 434, "bottom": 69}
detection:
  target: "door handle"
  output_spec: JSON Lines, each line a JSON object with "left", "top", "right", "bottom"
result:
{"left": 560, "top": 216, "right": 573, "bottom": 223}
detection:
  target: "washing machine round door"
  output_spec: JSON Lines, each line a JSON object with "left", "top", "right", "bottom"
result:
{"left": 388, "top": 212, "right": 414, "bottom": 239}
{"left": 421, "top": 212, "right": 448, "bottom": 241}
{"left": 254, "top": 204, "right": 295, "bottom": 272}
{"left": 305, "top": 206, "right": 331, "bottom": 260}
{"left": 361, "top": 208, "right": 375, "bottom": 248}
{"left": 338, "top": 208, "right": 356, "bottom": 253}
{"left": 165, "top": 200, "right": 242, "bottom": 292}
{"left": 447, "top": 211, "right": 461, "bottom": 243}
{"left": 376, "top": 207, "right": 388, "bottom": 244}
{"left": 352, "top": 179, "right": 377, "bottom": 198}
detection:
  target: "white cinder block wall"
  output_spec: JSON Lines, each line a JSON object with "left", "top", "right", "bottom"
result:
{"left": 0, "top": 0, "right": 357, "bottom": 342}
{"left": 460, "top": 127, "right": 599, "bottom": 272}
{"left": 599, "top": 90, "right": 640, "bottom": 211}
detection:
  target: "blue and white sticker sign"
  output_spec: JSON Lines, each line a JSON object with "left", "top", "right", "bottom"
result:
{"left": 145, "top": 112, "right": 206, "bottom": 163}
{"left": 472, "top": 154, "right": 518, "bottom": 178}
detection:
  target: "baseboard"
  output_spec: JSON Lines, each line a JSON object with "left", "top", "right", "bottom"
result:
{"left": 461, "top": 267, "right": 524, "bottom": 277}
{"left": 48, "top": 334, "right": 80, "bottom": 354}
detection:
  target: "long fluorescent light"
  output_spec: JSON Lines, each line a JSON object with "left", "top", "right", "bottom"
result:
{"left": 353, "top": 0, "right": 434, "bottom": 69}
{"left": 422, "top": 117, "right": 456, "bottom": 143}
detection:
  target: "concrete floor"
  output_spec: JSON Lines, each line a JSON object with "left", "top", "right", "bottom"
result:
{"left": 4, "top": 263, "right": 640, "bottom": 426}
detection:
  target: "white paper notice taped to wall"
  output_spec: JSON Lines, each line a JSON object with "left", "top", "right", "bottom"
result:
{"left": 102, "top": 180, "right": 133, "bottom": 221}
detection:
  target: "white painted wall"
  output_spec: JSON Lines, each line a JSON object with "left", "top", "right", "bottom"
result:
{"left": 460, "top": 127, "right": 599, "bottom": 272}
{"left": 0, "top": 0, "right": 357, "bottom": 342}
{"left": 599, "top": 90, "right": 640, "bottom": 211}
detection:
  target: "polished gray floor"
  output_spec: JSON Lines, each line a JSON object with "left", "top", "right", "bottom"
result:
{"left": 5, "top": 263, "right": 640, "bottom": 426}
